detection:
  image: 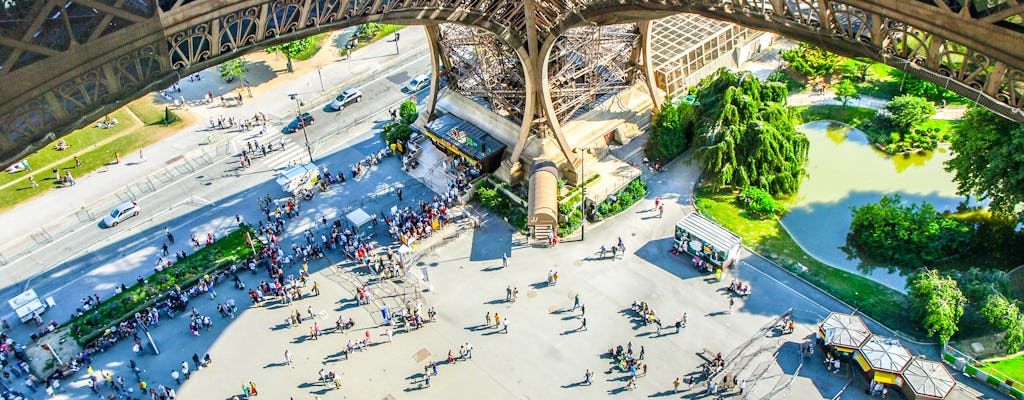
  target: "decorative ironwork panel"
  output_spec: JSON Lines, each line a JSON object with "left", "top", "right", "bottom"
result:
{"left": 437, "top": 24, "right": 527, "bottom": 123}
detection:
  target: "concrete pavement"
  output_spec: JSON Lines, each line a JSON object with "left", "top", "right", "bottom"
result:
{"left": 12, "top": 151, "right": 997, "bottom": 400}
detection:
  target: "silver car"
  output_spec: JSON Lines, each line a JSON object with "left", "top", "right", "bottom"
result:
{"left": 404, "top": 74, "right": 430, "bottom": 93}
{"left": 329, "top": 88, "right": 363, "bottom": 110}
{"left": 103, "top": 201, "right": 140, "bottom": 227}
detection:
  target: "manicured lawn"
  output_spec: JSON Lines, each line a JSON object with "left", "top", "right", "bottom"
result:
{"left": 372, "top": 25, "right": 403, "bottom": 41}
{"left": 792, "top": 105, "right": 877, "bottom": 126}
{"left": 979, "top": 353, "right": 1024, "bottom": 389}
{"left": 127, "top": 95, "right": 174, "bottom": 125}
{"left": 0, "top": 97, "right": 185, "bottom": 212}
{"left": 695, "top": 188, "right": 923, "bottom": 338}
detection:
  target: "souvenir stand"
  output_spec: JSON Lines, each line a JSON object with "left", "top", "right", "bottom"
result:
{"left": 900, "top": 358, "right": 956, "bottom": 400}
{"left": 854, "top": 336, "right": 913, "bottom": 385}
{"left": 818, "top": 312, "right": 872, "bottom": 358}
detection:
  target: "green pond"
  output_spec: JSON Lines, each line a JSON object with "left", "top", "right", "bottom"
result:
{"left": 779, "top": 120, "right": 969, "bottom": 292}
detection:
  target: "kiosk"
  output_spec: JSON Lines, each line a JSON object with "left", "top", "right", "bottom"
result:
{"left": 275, "top": 163, "right": 319, "bottom": 195}
{"left": 673, "top": 211, "right": 742, "bottom": 268}
{"left": 818, "top": 312, "right": 872, "bottom": 357}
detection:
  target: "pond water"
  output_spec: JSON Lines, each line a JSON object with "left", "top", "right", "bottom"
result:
{"left": 779, "top": 120, "right": 968, "bottom": 293}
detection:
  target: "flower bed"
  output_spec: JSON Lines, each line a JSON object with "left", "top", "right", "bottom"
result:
{"left": 65, "top": 225, "right": 260, "bottom": 344}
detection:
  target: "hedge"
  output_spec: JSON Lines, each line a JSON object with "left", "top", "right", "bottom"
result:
{"left": 67, "top": 225, "right": 260, "bottom": 344}
{"left": 594, "top": 178, "right": 648, "bottom": 220}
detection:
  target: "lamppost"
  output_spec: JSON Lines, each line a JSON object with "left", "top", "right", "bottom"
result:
{"left": 574, "top": 148, "right": 589, "bottom": 241}
{"left": 288, "top": 94, "right": 315, "bottom": 164}
{"left": 394, "top": 31, "right": 400, "bottom": 54}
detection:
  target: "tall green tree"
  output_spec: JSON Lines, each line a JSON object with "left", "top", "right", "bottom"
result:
{"left": 981, "top": 294, "right": 1024, "bottom": 353}
{"left": 265, "top": 37, "right": 317, "bottom": 72}
{"left": 217, "top": 58, "right": 250, "bottom": 82}
{"left": 848, "top": 194, "right": 972, "bottom": 267}
{"left": 780, "top": 43, "right": 842, "bottom": 78}
{"left": 399, "top": 100, "right": 418, "bottom": 125}
{"left": 645, "top": 100, "right": 696, "bottom": 163}
{"left": 909, "top": 269, "right": 967, "bottom": 343}
{"left": 883, "top": 95, "right": 935, "bottom": 132}
{"left": 833, "top": 79, "right": 859, "bottom": 108}
{"left": 945, "top": 107, "right": 1024, "bottom": 218}
{"left": 692, "top": 69, "right": 809, "bottom": 197}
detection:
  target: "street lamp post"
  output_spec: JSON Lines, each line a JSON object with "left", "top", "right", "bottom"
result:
{"left": 394, "top": 32, "right": 400, "bottom": 54}
{"left": 289, "top": 94, "right": 316, "bottom": 164}
{"left": 317, "top": 67, "right": 325, "bottom": 92}
{"left": 575, "top": 148, "right": 588, "bottom": 241}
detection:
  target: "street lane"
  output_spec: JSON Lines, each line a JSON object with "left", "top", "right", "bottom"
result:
{"left": 0, "top": 47, "right": 431, "bottom": 342}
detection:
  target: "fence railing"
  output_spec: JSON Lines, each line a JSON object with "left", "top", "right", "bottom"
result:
{"left": 942, "top": 344, "right": 1024, "bottom": 399}
{"left": 0, "top": 140, "right": 234, "bottom": 266}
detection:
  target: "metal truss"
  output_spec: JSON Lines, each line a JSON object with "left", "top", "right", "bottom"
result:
{"left": 3, "top": 0, "right": 1024, "bottom": 166}
{"left": 436, "top": 23, "right": 527, "bottom": 124}
{"left": 546, "top": 23, "right": 640, "bottom": 123}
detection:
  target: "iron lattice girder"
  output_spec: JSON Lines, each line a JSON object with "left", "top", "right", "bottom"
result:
{"left": 2, "top": 0, "right": 1024, "bottom": 166}
{"left": 547, "top": 23, "right": 640, "bottom": 122}
{"left": 437, "top": 23, "right": 527, "bottom": 122}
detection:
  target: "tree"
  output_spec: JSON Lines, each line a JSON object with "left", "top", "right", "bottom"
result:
{"left": 381, "top": 122, "right": 412, "bottom": 144}
{"left": 693, "top": 69, "right": 809, "bottom": 197}
{"left": 399, "top": 100, "right": 418, "bottom": 125}
{"left": 884, "top": 95, "right": 935, "bottom": 132}
{"left": 217, "top": 58, "right": 250, "bottom": 82}
{"left": 265, "top": 37, "right": 317, "bottom": 72}
{"left": 848, "top": 194, "right": 972, "bottom": 267}
{"left": 908, "top": 269, "right": 966, "bottom": 343}
{"left": 779, "top": 42, "right": 842, "bottom": 78}
{"left": 945, "top": 107, "right": 1024, "bottom": 218}
{"left": 981, "top": 294, "right": 1024, "bottom": 353}
{"left": 644, "top": 100, "right": 696, "bottom": 163}
{"left": 833, "top": 79, "right": 859, "bottom": 108}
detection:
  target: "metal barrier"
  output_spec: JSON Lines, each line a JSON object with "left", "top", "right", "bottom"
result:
{"left": 0, "top": 139, "right": 233, "bottom": 266}
{"left": 943, "top": 344, "right": 1024, "bottom": 399}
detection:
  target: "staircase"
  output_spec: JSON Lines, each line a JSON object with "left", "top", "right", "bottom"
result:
{"left": 531, "top": 224, "right": 554, "bottom": 242}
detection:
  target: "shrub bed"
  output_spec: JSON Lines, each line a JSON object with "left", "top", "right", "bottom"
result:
{"left": 66, "top": 225, "right": 259, "bottom": 344}
{"left": 475, "top": 179, "right": 527, "bottom": 230}
{"left": 594, "top": 178, "right": 648, "bottom": 220}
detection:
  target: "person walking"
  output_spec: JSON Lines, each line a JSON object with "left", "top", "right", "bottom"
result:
{"left": 502, "top": 252, "right": 508, "bottom": 268}
{"left": 579, "top": 317, "right": 587, "bottom": 331}
{"left": 584, "top": 369, "right": 593, "bottom": 385}
{"left": 485, "top": 312, "right": 492, "bottom": 327}
{"left": 572, "top": 294, "right": 580, "bottom": 311}
{"left": 396, "top": 187, "right": 403, "bottom": 201}
{"left": 284, "top": 349, "right": 292, "bottom": 365}
{"left": 74, "top": 156, "right": 81, "bottom": 168}
{"left": 28, "top": 176, "right": 37, "bottom": 188}
{"left": 502, "top": 318, "right": 510, "bottom": 333}
{"left": 728, "top": 298, "right": 735, "bottom": 314}
{"left": 579, "top": 303, "right": 585, "bottom": 318}
{"left": 494, "top": 313, "right": 501, "bottom": 328}
{"left": 673, "top": 377, "right": 681, "bottom": 393}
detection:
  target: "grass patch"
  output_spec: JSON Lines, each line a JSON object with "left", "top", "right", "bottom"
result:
{"left": 694, "top": 187, "right": 922, "bottom": 337}
{"left": 292, "top": 33, "right": 328, "bottom": 61}
{"left": 127, "top": 96, "right": 175, "bottom": 125}
{"left": 978, "top": 354, "right": 1024, "bottom": 390}
{"left": 792, "top": 105, "right": 877, "bottom": 126}
{"left": 67, "top": 225, "right": 260, "bottom": 345}
{"left": 372, "top": 25, "right": 403, "bottom": 41}
{"left": 0, "top": 99, "right": 187, "bottom": 212}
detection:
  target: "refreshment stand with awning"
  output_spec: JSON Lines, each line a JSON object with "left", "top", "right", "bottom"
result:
{"left": 900, "top": 358, "right": 956, "bottom": 400}
{"left": 674, "top": 211, "right": 742, "bottom": 268}
{"left": 275, "top": 163, "right": 319, "bottom": 195}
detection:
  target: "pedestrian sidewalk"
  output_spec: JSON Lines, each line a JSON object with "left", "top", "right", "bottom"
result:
{"left": 0, "top": 26, "right": 427, "bottom": 248}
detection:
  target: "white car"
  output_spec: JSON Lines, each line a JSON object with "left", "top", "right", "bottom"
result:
{"left": 329, "top": 88, "right": 363, "bottom": 110}
{"left": 404, "top": 74, "right": 430, "bottom": 93}
{"left": 103, "top": 201, "right": 140, "bottom": 227}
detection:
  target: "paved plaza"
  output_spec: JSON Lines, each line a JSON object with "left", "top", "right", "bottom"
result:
{"left": 0, "top": 32, "right": 1003, "bottom": 400}
{"left": 7, "top": 152, "right": 989, "bottom": 400}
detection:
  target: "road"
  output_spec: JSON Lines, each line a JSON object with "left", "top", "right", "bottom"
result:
{"left": 0, "top": 43, "right": 431, "bottom": 343}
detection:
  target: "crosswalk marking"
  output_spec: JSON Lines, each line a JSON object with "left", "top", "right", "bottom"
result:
{"left": 235, "top": 128, "right": 309, "bottom": 170}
